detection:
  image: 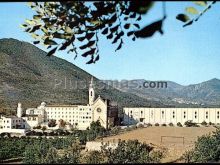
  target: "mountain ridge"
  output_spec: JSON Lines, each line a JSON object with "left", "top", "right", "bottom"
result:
{"left": 109, "top": 78, "right": 220, "bottom": 106}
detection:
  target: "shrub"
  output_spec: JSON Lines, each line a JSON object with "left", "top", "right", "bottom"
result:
{"left": 177, "top": 122, "right": 183, "bottom": 127}
{"left": 162, "top": 123, "right": 167, "bottom": 127}
{"left": 209, "top": 122, "right": 213, "bottom": 126}
{"left": 201, "top": 121, "right": 207, "bottom": 126}
{"left": 48, "top": 119, "right": 57, "bottom": 127}
{"left": 41, "top": 126, "right": 47, "bottom": 132}
{"left": 147, "top": 123, "right": 152, "bottom": 127}
{"left": 184, "top": 120, "right": 198, "bottom": 127}
{"left": 168, "top": 123, "right": 174, "bottom": 127}
{"left": 155, "top": 123, "right": 159, "bottom": 126}
{"left": 33, "top": 125, "right": 41, "bottom": 129}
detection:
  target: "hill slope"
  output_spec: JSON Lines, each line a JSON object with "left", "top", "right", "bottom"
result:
{"left": 0, "top": 38, "right": 165, "bottom": 114}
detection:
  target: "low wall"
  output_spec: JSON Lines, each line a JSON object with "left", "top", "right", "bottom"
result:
{"left": 85, "top": 141, "right": 118, "bottom": 151}
{"left": 0, "top": 129, "right": 26, "bottom": 134}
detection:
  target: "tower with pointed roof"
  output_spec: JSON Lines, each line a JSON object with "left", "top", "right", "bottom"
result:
{"left": 89, "top": 77, "right": 95, "bottom": 105}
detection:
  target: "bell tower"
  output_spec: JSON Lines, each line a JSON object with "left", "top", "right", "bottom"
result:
{"left": 89, "top": 77, "right": 95, "bottom": 105}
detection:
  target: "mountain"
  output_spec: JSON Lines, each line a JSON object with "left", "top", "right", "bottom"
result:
{"left": 108, "top": 78, "right": 220, "bottom": 107}
{"left": 0, "top": 38, "right": 165, "bottom": 115}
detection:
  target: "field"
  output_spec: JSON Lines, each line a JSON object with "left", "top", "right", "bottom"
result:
{"left": 97, "top": 126, "right": 216, "bottom": 163}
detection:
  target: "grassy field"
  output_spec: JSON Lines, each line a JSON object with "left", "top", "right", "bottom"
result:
{"left": 97, "top": 126, "right": 216, "bottom": 163}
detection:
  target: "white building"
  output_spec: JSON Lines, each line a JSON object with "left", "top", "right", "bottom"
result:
{"left": 123, "top": 107, "right": 220, "bottom": 125}
{"left": 0, "top": 77, "right": 119, "bottom": 133}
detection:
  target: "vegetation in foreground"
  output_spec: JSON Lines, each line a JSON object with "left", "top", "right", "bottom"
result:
{"left": 0, "top": 121, "right": 164, "bottom": 164}
{"left": 182, "top": 126, "right": 220, "bottom": 163}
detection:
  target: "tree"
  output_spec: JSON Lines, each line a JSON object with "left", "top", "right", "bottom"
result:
{"left": 181, "top": 127, "right": 220, "bottom": 163}
{"left": 84, "top": 151, "right": 104, "bottom": 164}
{"left": 41, "top": 126, "right": 47, "bottom": 132}
{"left": 177, "top": 122, "right": 183, "bottom": 127}
{"left": 102, "top": 140, "right": 157, "bottom": 163}
{"left": 59, "top": 119, "right": 66, "bottom": 129}
{"left": 21, "top": 1, "right": 216, "bottom": 64}
{"left": 48, "top": 119, "right": 57, "bottom": 127}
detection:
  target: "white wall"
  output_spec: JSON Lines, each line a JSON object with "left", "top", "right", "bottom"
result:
{"left": 123, "top": 108, "right": 220, "bottom": 125}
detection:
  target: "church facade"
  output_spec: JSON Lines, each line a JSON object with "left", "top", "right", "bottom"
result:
{"left": 123, "top": 107, "right": 220, "bottom": 125}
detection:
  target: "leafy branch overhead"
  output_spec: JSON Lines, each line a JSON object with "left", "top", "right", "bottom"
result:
{"left": 21, "top": 1, "right": 168, "bottom": 64}
{"left": 22, "top": 1, "right": 214, "bottom": 64}
{"left": 176, "top": 1, "right": 216, "bottom": 27}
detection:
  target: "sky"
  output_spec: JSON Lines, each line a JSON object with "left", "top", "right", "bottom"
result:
{"left": 0, "top": 2, "right": 220, "bottom": 86}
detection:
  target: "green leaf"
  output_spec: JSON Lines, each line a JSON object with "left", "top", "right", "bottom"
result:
{"left": 176, "top": 14, "right": 190, "bottom": 22}
{"left": 193, "top": 1, "right": 207, "bottom": 6}
{"left": 44, "top": 38, "right": 58, "bottom": 45}
{"left": 33, "top": 15, "right": 42, "bottom": 20}
{"left": 47, "top": 47, "right": 58, "bottom": 56}
{"left": 185, "top": 7, "right": 199, "bottom": 15}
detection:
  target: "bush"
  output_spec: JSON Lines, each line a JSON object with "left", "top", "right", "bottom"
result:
{"left": 155, "top": 123, "right": 159, "bottom": 126}
{"left": 48, "top": 119, "right": 57, "bottom": 127}
{"left": 162, "top": 123, "right": 167, "bottom": 127}
{"left": 147, "top": 123, "right": 152, "bottom": 127}
{"left": 184, "top": 120, "right": 198, "bottom": 127}
{"left": 209, "top": 122, "right": 213, "bottom": 126}
{"left": 177, "top": 122, "right": 183, "bottom": 127}
{"left": 168, "top": 123, "right": 174, "bottom": 127}
{"left": 201, "top": 121, "right": 207, "bottom": 126}
{"left": 33, "top": 125, "right": 41, "bottom": 129}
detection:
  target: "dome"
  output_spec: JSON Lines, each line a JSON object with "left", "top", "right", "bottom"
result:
{"left": 41, "top": 102, "right": 46, "bottom": 106}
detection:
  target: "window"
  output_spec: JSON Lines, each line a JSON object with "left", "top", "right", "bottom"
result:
{"left": 130, "top": 110, "right": 132, "bottom": 114}
{"left": 184, "top": 115, "right": 186, "bottom": 119}
{"left": 195, "top": 112, "right": 197, "bottom": 119}
{"left": 162, "top": 111, "right": 164, "bottom": 118}
{"left": 206, "top": 112, "right": 208, "bottom": 119}
{"left": 151, "top": 111, "right": 153, "bottom": 118}
{"left": 7, "top": 120, "right": 9, "bottom": 123}
{"left": 90, "top": 91, "right": 92, "bottom": 96}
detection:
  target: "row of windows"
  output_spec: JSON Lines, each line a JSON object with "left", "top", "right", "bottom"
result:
{"left": 47, "top": 111, "right": 91, "bottom": 115}
{"left": 47, "top": 108, "right": 92, "bottom": 111}
{"left": 3, "top": 120, "right": 22, "bottom": 123}
{"left": 130, "top": 111, "right": 220, "bottom": 119}
{"left": 47, "top": 116, "right": 92, "bottom": 119}
{"left": 129, "top": 110, "right": 220, "bottom": 115}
